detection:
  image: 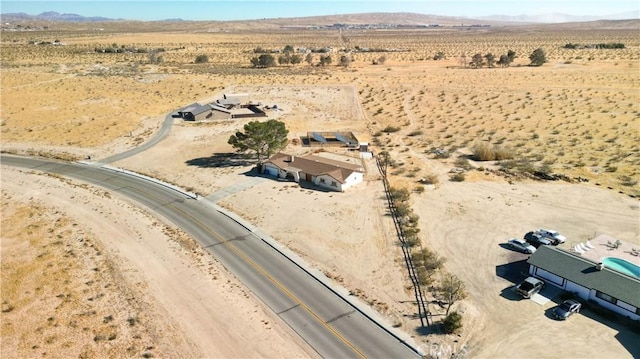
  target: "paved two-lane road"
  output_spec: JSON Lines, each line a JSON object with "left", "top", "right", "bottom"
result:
{"left": 2, "top": 155, "right": 421, "bottom": 359}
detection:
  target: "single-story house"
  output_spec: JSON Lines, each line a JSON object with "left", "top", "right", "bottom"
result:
{"left": 182, "top": 104, "right": 214, "bottom": 121}
{"left": 263, "top": 152, "right": 364, "bottom": 192}
{"left": 527, "top": 245, "right": 640, "bottom": 320}
{"left": 180, "top": 103, "right": 232, "bottom": 121}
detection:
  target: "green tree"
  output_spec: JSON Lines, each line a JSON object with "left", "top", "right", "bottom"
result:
{"left": 250, "top": 54, "right": 276, "bottom": 68}
{"left": 305, "top": 53, "right": 314, "bottom": 65}
{"left": 497, "top": 54, "right": 512, "bottom": 67}
{"left": 529, "top": 48, "right": 547, "bottom": 67}
{"left": 484, "top": 53, "right": 496, "bottom": 68}
{"left": 470, "top": 53, "right": 483, "bottom": 68}
{"left": 194, "top": 54, "right": 209, "bottom": 63}
{"left": 438, "top": 272, "right": 468, "bottom": 315}
{"left": 412, "top": 247, "right": 446, "bottom": 286}
{"left": 442, "top": 311, "right": 463, "bottom": 334}
{"left": 290, "top": 54, "right": 302, "bottom": 65}
{"left": 339, "top": 54, "right": 352, "bottom": 67}
{"left": 283, "top": 44, "right": 294, "bottom": 53}
{"left": 319, "top": 54, "right": 332, "bottom": 66}
{"left": 227, "top": 120, "right": 289, "bottom": 162}
{"left": 278, "top": 53, "right": 291, "bottom": 65}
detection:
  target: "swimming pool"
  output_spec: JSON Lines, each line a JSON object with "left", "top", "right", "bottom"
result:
{"left": 602, "top": 257, "right": 640, "bottom": 278}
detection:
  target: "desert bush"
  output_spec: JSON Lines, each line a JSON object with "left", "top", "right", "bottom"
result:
{"left": 389, "top": 187, "right": 410, "bottom": 203}
{"left": 472, "top": 142, "right": 494, "bottom": 161}
{"left": 450, "top": 173, "right": 466, "bottom": 182}
{"left": 419, "top": 174, "right": 439, "bottom": 185}
{"left": 194, "top": 54, "right": 209, "bottom": 63}
{"left": 472, "top": 143, "right": 513, "bottom": 161}
{"left": 442, "top": 311, "right": 463, "bottom": 334}
{"left": 455, "top": 156, "right": 472, "bottom": 170}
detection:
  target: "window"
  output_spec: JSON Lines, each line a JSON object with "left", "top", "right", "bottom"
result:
{"left": 595, "top": 291, "right": 616, "bottom": 304}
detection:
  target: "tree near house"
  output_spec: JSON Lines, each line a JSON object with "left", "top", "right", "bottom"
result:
{"left": 228, "top": 120, "right": 289, "bottom": 163}
{"left": 283, "top": 44, "right": 294, "bottom": 53}
{"left": 438, "top": 272, "right": 468, "bottom": 315}
{"left": 529, "top": 48, "right": 547, "bottom": 66}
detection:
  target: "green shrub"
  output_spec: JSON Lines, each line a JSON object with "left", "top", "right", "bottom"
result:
{"left": 383, "top": 125, "right": 401, "bottom": 133}
{"left": 194, "top": 54, "right": 209, "bottom": 63}
{"left": 442, "top": 311, "right": 463, "bottom": 334}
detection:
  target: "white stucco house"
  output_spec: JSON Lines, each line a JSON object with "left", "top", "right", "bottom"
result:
{"left": 262, "top": 152, "right": 364, "bottom": 192}
{"left": 527, "top": 245, "right": 640, "bottom": 320}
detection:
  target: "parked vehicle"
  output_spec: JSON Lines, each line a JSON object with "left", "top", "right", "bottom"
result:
{"left": 507, "top": 238, "right": 537, "bottom": 254}
{"left": 537, "top": 229, "right": 567, "bottom": 244}
{"left": 524, "top": 231, "right": 553, "bottom": 248}
{"left": 516, "top": 277, "right": 544, "bottom": 298}
{"left": 553, "top": 299, "right": 582, "bottom": 320}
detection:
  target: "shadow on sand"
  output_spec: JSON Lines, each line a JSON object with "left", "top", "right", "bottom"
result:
{"left": 185, "top": 152, "right": 255, "bottom": 168}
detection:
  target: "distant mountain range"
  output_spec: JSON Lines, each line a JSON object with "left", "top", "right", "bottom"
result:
{"left": 1, "top": 10, "right": 638, "bottom": 24}
{"left": 1, "top": 11, "right": 121, "bottom": 22}
{"left": 478, "top": 10, "right": 639, "bottom": 23}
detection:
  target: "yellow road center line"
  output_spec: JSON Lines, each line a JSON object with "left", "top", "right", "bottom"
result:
{"left": 151, "top": 194, "right": 367, "bottom": 358}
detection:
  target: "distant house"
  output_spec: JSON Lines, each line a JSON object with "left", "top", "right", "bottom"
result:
{"left": 527, "top": 245, "right": 640, "bottom": 320}
{"left": 263, "top": 152, "right": 364, "bottom": 192}
{"left": 220, "top": 93, "right": 249, "bottom": 107}
{"left": 181, "top": 104, "right": 213, "bottom": 121}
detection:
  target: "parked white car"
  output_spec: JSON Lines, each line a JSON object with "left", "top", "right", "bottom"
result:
{"left": 537, "top": 229, "right": 567, "bottom": 244}
{"left": 507, "top": 238, "right": 537, "bottom": 254}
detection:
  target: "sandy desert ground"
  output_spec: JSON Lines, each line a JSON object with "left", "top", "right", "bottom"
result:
{"left": 2, "top": 20, "right": 639, "bottom": 358}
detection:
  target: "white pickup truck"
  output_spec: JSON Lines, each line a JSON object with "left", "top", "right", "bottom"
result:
{"left": 536, "top": 229, "right": 567, "bottom": 244}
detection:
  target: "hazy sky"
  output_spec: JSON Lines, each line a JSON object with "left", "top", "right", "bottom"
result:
{"left": 2, "top": 1, "right": 638, "bottom": 21}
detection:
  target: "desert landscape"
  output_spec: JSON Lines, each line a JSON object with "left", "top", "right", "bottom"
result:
{"left": 2, "top": 12, "right": 639, "bottom": 359}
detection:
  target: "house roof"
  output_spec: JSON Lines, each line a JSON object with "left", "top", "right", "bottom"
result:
{"left": 179, "top": 103, "right": 200, "bottom": 113}
{"left": 210, "top": 104, "right": 232, "bottom": 113}
{"left": 527, "top": 245, "right": 640, "bottom": 307}
{"left": 186, "top": 104, "right": 213, "bottom": 116}
{"left": 265, "top": 152, "right": 363, "bottom": 184}
{"left": 217, "top": 98, "right": 241, "bottom": 107}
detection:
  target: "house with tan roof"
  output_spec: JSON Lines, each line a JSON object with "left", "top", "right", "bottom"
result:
{"left": 263, "top": 152, "right": 364, "bottom": 192}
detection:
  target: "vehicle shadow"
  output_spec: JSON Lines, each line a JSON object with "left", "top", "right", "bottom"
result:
{"left": 497, "top": 243, "right": 534, "bottom": 256}
{"left": 185, "top": 152, "right": 255, "bottom": 168}
{"left": 543, "top": 306, "right": 561, "bottom": 320}
{"left": 499, "top": 286, "right": 524, "bottom": 301}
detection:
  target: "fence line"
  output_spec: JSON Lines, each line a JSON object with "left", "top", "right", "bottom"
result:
{"left": 376, "top": 157, "right": 430, "bottom": 327}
